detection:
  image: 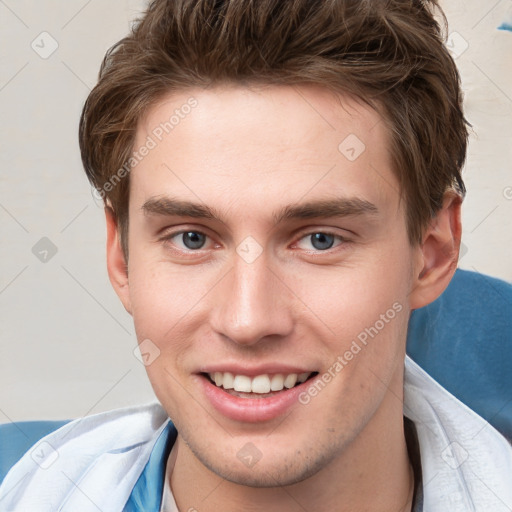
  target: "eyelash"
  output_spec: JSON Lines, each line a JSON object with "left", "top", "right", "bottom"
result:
{"left": 292, "top": 231, "right": 347, "bottom": 252}
{"left": 158, "top": 228, "right": 350, "bottom": 256}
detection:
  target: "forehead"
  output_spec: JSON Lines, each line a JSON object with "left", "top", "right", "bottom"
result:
{"left": 129, "top": 84, "right": 400, "bottom": 222}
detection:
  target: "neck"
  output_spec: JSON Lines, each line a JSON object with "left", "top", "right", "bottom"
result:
{"left": 169, "top": 382, "right": 415, "bottom": 512}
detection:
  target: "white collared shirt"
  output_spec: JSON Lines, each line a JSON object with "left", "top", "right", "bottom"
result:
{"left": 159, "top": 356, "right": 512, "bottom": 511}
{"left": 1, "top": 356, "right": 511, "bottom": 511}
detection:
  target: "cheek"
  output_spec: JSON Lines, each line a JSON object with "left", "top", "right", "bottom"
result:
{"left": 297, "top": 242, "right": 412, "bottom": 394}
{"left": 303, "top": 256, "right": 410, "bottom": 338}
{"left": 126, "top": 259, "right": 199, "bottom": 379}
{"left": 126, "top": 260, "right": 202, "bottom": 414}
{"left": 127, "top": 253, "right": 202, "bottom": 331}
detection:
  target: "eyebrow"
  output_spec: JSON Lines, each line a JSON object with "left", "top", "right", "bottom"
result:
{"left": 141, "top": 196, "right": 379, "bottom": 225}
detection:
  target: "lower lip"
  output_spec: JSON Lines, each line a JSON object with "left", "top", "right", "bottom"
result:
{"left": 199, "top": 375, "right": 314, "bottom": 422}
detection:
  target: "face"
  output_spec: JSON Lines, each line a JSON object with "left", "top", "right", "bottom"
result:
{"left": 117, "top": 84, "right": 422, "bottom": 487}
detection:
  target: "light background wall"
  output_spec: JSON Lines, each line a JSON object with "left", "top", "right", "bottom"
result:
{"left": 0, "top": 0, "right": 511, "bottom": 422}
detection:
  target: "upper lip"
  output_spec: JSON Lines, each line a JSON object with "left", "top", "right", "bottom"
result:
{"left": 198, "top": 364, "right": 316, "bottom": 377}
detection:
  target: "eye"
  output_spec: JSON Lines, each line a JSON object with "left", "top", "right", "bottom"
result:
{"left": 166, "top": 231, "right": 208, "bottom": 250}
{"left": 295, "top": 232, "right": 345, "bottom": 251}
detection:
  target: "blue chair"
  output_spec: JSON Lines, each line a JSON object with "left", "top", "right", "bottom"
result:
{"left": 1, "top": 269, "right": 511, "bottom": 485}
{"left": 0, "top": 420, "right": 69, "bottom": 485}
{"left": 407, "top": 268, "right": 512, "bottom": 440}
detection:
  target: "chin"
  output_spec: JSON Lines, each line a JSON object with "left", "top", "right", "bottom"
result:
{"left": 187, "top": 435, "right": 340, "bottom": 489}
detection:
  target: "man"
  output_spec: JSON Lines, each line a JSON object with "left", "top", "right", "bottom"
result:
{"left": 1, "top": 0, "right": 511, "bottom": 511}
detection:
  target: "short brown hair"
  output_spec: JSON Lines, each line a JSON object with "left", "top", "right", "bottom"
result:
{"left": 79, "top": 0, "right": 469, "bottom": 258}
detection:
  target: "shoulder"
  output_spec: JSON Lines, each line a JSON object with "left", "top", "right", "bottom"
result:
{"left": 404, "top": 356, "right": 512, "bottom": 510}
{"left": 0, "top": 402, "right": 170, "bottom": 511}
{"left": 0, "top": 419, "right": 70, "bottom": 485}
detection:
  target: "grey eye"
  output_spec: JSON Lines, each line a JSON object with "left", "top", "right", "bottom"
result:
{"left": 309, "top": 233, "right": 335, "bottom": 250}
{"left": 181, "top": 231, "right": 206, "bottom": 249}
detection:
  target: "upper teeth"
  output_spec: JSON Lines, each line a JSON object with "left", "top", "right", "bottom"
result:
{"left": 209, "top": 372, "right": 311, "bottom": 393}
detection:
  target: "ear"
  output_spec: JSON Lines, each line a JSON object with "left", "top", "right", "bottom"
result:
{"left": 409, "top": 192, "right": 463, "bottom": 310}
{"left": 105, "top": 207, "right": 132, "bottom": 315}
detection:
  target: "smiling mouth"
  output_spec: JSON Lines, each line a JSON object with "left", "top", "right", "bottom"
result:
{"left": 202, "top": 371, "right": 319, "bottom": 399}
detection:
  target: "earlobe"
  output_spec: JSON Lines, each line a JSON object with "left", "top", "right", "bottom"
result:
{"left": 105, "top": 207, "right": 132, "bottom": 315}
{"left": 409, "top": 192, "right": 463, "bottom": 310}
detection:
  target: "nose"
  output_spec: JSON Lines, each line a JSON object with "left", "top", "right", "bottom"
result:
{"left": 209, "top": 251, "right": 294, "bottom": 347}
